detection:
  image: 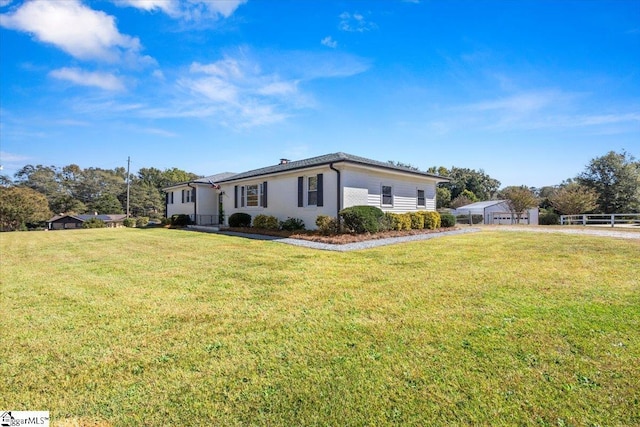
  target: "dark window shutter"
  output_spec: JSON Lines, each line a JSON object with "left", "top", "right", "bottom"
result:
{"left": 234, "top": 185, "right": 238, "bottom": 208}
{"left": 165, "top": 193, "right": 169, "bottom": 204}
{"left": 241, "top": 186, "right": 245, "bottom": 207}
{"left": 192, "top": 188, "right": 196, "bottom": 203}
{"left": 317, "top": 173, "right": 324, "bottom": 207}
{"left": 298, "top": 177, "right": 304, "bottom": 207}
{"left": 170, "top": 192, "right": 173, "bottom": 204}
{"left": 181, "top": 189, "right": 185, "bottom": 203}
{"left": 262, "top": 181, "right": 268, "bottom": 208}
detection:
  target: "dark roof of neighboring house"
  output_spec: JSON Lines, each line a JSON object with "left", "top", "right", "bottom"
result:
{"left": 217, "top": 152, "right": 449, "bottom": 183}
{"left": 48, "top": 214, "right": 127, "bottom": 222}
{"left": 163, "top": 172, "right": 237, "bottom": 190}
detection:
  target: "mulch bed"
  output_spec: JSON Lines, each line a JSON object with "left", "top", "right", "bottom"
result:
{"left": 220, "top": 226, "right": 461, "bottom": 245}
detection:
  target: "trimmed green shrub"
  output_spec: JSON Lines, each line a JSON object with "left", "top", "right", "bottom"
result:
{"left": 410, "top": 212, "right": 425, "bottom": 229}
{"left": 280, "top": 217, "right": 305, "bottom": 231}
{"left": 228, "top": 212, "right": 251, "bottom": 228}
{"left": 160, "top": 217, "right": 171, "bottom": 226}
{"left": 386, "top": 213, "right": 411, "bottom": 231}
{"left": 423, "top": 211, "right": 441, "bottom": 230}
{"left": 339, "top": 205, "right": 385, "bottom": 234}
{"left": 316, "top": 215, "right": 339, "bottom": 235}
{"left": 123, "top": 218, "right": 136, "bottom": 228}
{"left": 253, "top": 214, "right": 279, "bottom": 230}
{"left": 171, "top": 214, "right": 192, "bottom": 227}
{"left": 440, "top": 213, "right": 456, "bottom": 228}
{"left": 136, "top": 217, "right": 149, "bottom": 228}
{"left": 82, "top": 217, "right": 106, "bottom": 228}
{"left": 539, "top": 210, "right": 559, "bottom": 225}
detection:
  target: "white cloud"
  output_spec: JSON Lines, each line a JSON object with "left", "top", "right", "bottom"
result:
{"left": 114, "top": 0, "right": 246, "bottom": 21}
{"left": 321, "top": 36, "right": 337, "bottom": 48}
{"left": 339, "top": 11, "right": 376, "bottom": 32}
{"left": 0, "top": 0, "right": 151, "bottom": 65}
{"left": 467, "top": 92, "right": 558, "bottom": 115}
{"left": 49, "top": 67, "right": 125, "bottom": 91}
{"left": 0, "top": 151, "right": 30, "bottom": 163}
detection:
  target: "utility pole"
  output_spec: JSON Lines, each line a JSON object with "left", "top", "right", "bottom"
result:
{"left": 126, "top": 156, "right": 131, "bottom": 218}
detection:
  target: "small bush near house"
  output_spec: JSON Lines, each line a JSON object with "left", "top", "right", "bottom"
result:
{"left": 171, "top": 214, "right": 192, "bottom": 227}
{"left": 160, "top": 217, "right": 171, "bottom": 226}
{"left": 385, "top": 212, "right": 410, "bottom": 231}
{"left": 410, "top": 212, "right": 425, "bottom": 229}
{"left": 253, "top": 214, "right": 279, "bottom": 230}
{"left": 280, "top": 217, "right": 305, "bottom": 231}
{"left": 123, "top": 218, "right": 136, "bottom": 228}
{"left": 136, "top": 217, "right": 149, "bottom": 228}
{"left": 228, "top": 213, "right": 252, "bottom": 228}
{"left": 440, "top": 213, "right": 456, "bottom": 228}
{"left": 539, "top": 209, "right": 560, "bottom": 225}
{"left": 316, "top": 215, "right": 340, "bottom": 235}
{"left": 82, "top": 218, "right": 106, "bottom": 228}
{"left": 423, "top": 211, "right": 441, "bottom": 230}
{"left": 339, "top": 206, "right": 385, "bottom": 234}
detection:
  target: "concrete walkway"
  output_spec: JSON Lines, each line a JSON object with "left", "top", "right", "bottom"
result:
{"left": 484, "top": 225, "right": 640, "bottom": 240}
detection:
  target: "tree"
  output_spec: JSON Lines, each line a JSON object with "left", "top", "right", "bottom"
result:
{"left": 128, "top": 180, "right": 164, "bottom": 217}
{"left": 0, "top": 175, "right": 13, "bottom": 187}
{"left": 429, "top": 166, "right": 501, "bottom": 201}
{"left": 451, "top": 194, "right": 474, "bottom": 209}
{"left": 499, "top": 186, "right": 538, "bottom": 223}
{"left": 577, "top": 151, "right": 640, "bottom": 213}
{"left": 88, "top": 194, "right": 124, "bottom": 214}
{"left": 436, "top": 187, "right": 451, "bottom": 209}
{"left": 387, "top": 160, "right": 420, "bottom": 171}
{"left": 0, "top": 186, "right": 52, "bottom": 231}
{"left": 549, "top": 183, "right": 598, "bottom": 215}
{"left": 14, "top": 164, "right": 63, "bottom": 207}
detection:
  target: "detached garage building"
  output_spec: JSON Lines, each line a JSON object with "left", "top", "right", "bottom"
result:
{"left": 47, "top": 214, "right": 127, "bottom": 230}
{"left": 451, "top": 200, "right": 539, "bottom": 225}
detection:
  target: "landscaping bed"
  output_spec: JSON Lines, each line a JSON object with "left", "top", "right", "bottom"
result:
{"left": 220, "top": 226, "right": 460, "bottom": 244}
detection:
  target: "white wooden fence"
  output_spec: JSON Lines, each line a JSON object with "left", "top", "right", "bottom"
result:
{"left": 560, "top": 213, "right": 640, "bottom": 227}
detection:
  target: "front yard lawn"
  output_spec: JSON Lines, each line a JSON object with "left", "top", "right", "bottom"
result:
{"left": 1, "top": 228, "right": 638, "bottom": 426}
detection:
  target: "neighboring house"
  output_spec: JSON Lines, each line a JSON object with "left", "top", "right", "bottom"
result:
{"left": 164, "top": 172, "right": 237, "bottom": 225}
{"left": 47, "top": 214, "right": 127, "bottom": 229}
{"left": 165, "top": 152, "right": 449, "bottom": 229}
{"left": 450, "top": 200, "right": 539, "bottom": 225}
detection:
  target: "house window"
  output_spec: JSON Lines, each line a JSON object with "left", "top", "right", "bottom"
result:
{"left": 308, "top": 176, "right": 318, "bottom": 206}
{"left": 246, "top": 184, "right": 259, "bottom": 207}
{"left": 417, "top": 189, "right": 425, "bottom": 207}
{"left": 237, "top": 182, "right": 266, "bottom": 208}
{"left": 382, "top": 185, "right": 393, "bottom": 205}
{"left": 182, "top": 188, "right": 195, "bottom": 203}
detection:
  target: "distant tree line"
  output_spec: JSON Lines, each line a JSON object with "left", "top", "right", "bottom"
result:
{"left": 0, "top": 150, "right": 637, "bottom": 231}
{"left": 396, "top": 150, "right": 639, "bottom": 221}
{"left": 0, "top": 164, "right": 199, "bottom": 231}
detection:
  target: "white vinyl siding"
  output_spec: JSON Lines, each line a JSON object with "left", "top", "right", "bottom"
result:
{"left": 342, "top": 168, "right": 437, "bottom": 212}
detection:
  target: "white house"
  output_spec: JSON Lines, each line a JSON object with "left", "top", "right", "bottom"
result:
{"left": 164, "top": 172, "right": 236, "bottom": 225}
{"left": 450, "top": 200, "right": 539, "bottom": 225}
{"left": 164, "top": 152, "right": 449, "bottom": 229}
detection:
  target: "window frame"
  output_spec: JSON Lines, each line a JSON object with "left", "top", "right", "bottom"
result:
{"left": 381, "top": 185, "right": 393, "bottom": 206}
{"left": 417, "top": 189, "right": 426, "bottom": 207}
{"left": 307, "top": 176, "right": 318, "bottom": 206}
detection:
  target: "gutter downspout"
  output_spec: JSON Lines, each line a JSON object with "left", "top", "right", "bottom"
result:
{"left": 329, "top": 163, "right": 341, "bottom": 228}
{"left": 187, "top": 182, "right": 196, "bottom": 225}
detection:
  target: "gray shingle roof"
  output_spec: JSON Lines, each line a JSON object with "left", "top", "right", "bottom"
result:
{"left": 163, "top": 172, "right": 237, "bottom": 190}
{"left": 217, "top": 152, "right": 448, "bottom": 182}
{"left": 48, "top": 214, "right": 127, "bottom": 222}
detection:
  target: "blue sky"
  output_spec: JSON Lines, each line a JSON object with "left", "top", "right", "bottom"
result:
{"left": 1, "top": 0, "right": 638, "bottom": 188}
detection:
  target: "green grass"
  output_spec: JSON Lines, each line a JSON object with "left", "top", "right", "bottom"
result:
{"left": 1, "top": 228, "right": 638, "bottom": 426}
